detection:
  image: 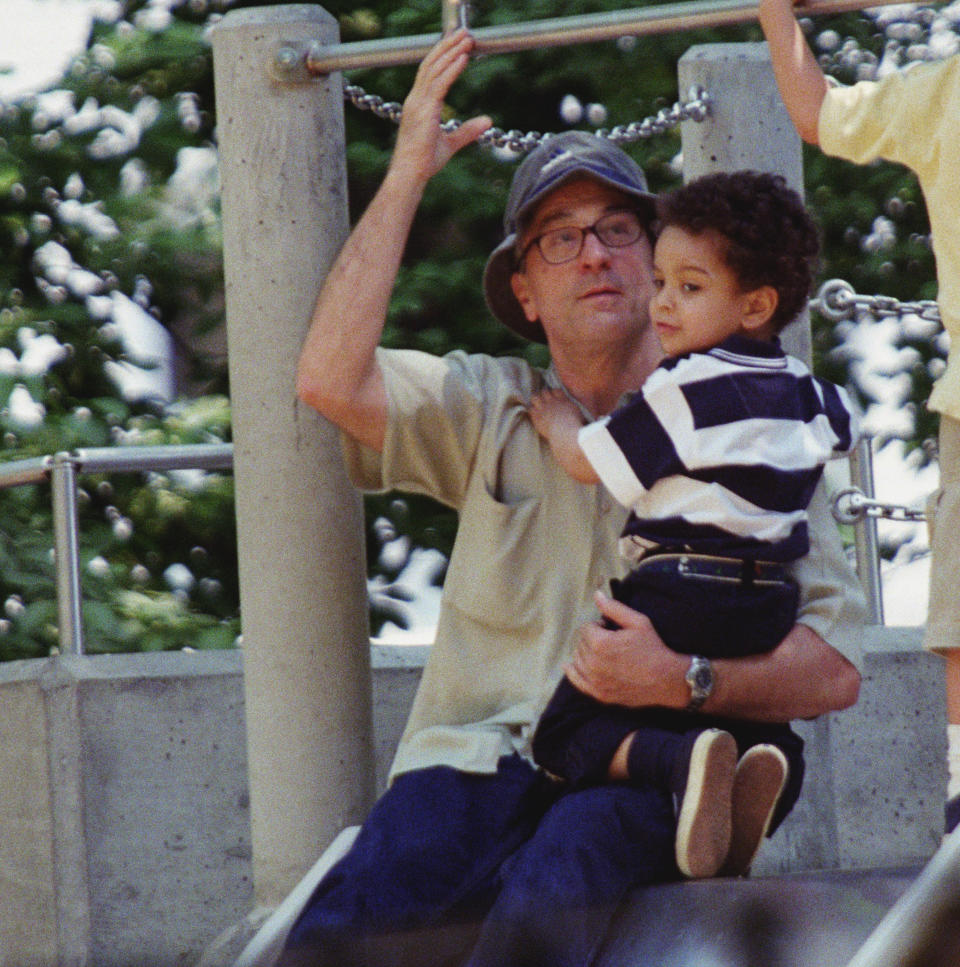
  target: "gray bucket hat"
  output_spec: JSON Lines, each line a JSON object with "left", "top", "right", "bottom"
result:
{"left": 482, "top": 131, "right": 656, "bottom": 343}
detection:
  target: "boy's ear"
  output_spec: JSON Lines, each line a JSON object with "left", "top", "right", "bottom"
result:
{"left": 741, "top": 286, "right": 779, "bottom": 331}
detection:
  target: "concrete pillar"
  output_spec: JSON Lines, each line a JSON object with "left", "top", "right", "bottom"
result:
{"left": 678, "top": 43, "right": 810, "bottom": 363}
{"left": 212, "top": 5, "right": 375, "bottom": 907}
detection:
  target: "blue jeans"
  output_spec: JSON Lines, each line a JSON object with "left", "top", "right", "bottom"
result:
{"left": 280, "top": 755, "right": 677, "bottom": 967}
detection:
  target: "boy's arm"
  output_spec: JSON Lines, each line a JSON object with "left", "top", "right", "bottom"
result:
{"left": 758, "top": 0, "right": 830, "bottom": 144}
{"left": 529, "top": 389, "right": 600, "bottom": 484}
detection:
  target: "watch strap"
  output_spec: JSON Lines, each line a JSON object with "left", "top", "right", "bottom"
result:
{"left": 684, "top": 655, "right": 713, "bottom": 713}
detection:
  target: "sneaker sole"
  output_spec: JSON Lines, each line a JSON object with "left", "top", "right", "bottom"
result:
{"left": 719, "top": 744, "right": 789, "bottom": 877}
{"left": 675, "top": 729, "right": 737, "bottom": 879}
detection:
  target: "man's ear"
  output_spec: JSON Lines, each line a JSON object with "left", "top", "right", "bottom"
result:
{"left": 511, "top": 271, "right": 540, "bottom": 324}
{"left": 741, "top": 285, "right": 779, "bottom": 332}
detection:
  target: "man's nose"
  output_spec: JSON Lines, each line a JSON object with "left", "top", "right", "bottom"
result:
{"left": 578, "top": 228, "right": 612, "bottom": 266}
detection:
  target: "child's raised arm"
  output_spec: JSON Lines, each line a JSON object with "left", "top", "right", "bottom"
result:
{"left": 529, "top": 389, "right": 600, "bottom": 485}
{"left": 758, "top": 0, "right": 831, "bottom": 144}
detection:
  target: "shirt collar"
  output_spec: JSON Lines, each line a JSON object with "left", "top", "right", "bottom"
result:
{"left": 711, "top": 333, "right": 784, "bottom": 360}
{"left": 544, "top": 361, "right": 634, "bottom": 421}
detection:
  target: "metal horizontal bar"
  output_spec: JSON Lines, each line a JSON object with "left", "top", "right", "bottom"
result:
{"left": 0, "top": 455, "right": 53, "bottom": 490}
{"left": 73, "top": 443, "right": 234, "bottom": 475}
{"left": 304, "top": 0, "right": 928, "bottom": 75}
{"left": 0, "top": 445, "right": 234, "bottom": 492}
{"left": 844, "top": 828, "right": 960, "bottom": 967}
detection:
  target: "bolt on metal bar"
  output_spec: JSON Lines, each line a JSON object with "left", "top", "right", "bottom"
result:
{"left": 848, "top": 438, "right": 884, "bottom": 625}
{"left": 50, "top": 453, "right": 85, "bottom": 656}
{"left": 298, "top": 0, "right": 932, "bottom": 75}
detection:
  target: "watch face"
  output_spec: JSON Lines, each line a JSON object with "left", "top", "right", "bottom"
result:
{"left": 693, "top": 665, "right": 712, "bottom": 690}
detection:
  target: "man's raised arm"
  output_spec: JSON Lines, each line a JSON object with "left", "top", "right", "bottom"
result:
{"left": 296, "top": 30, "right": 491, "bottom": 451}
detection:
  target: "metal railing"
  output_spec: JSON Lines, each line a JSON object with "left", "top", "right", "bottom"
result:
{"left": 845, "top": 438, "right": 885, "bottom": 625}
{"left": 833, "top": 437, "right": 932, "bottom": 626}
{"left": 0, "top": 443, "right": 233, "bottom": 656}
{"left": 0, "top": 434, "right": 916, "bottom": 654}
{"left": 844, "top": 825, "right": 960, "bottom": 967}
{"left": 284, "top": 0, "right": 931, "bottom": 76}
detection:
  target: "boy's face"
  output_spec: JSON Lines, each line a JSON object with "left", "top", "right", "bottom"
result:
{"left": 650, "top": 226, "right": 764, "bottom": 357}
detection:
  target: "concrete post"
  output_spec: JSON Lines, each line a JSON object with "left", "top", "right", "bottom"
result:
{"left": 678, "top": 43, "right": 810, "bottom": 363}
{"left": 212, "top": 5, "right": 374, "bottom": 907}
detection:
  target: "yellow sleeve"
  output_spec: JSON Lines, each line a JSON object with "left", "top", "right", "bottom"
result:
{"left": 819, "top": 56, "right": 959, "bottom": 177}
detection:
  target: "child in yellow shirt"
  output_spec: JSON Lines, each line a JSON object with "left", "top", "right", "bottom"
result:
{"left": 759, "top": 0, "right": 960, "bottom": 833}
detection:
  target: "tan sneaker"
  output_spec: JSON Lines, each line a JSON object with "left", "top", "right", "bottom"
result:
{"left": 719, "top": 744, "right": 789, "bottom": 877}
{"left": 674, "top": 729, "right": 737, "bottom": 879}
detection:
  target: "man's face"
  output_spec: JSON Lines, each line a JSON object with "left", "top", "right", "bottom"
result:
{"left": 509, "top": 178, "right": 655, "bottom": 348}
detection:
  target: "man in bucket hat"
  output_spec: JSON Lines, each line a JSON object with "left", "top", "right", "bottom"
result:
{"left": 483, "top": 128, "right": 656, "bottom": 343}
{"left": 284, "top": 29, "right": 864, "bottom": 967}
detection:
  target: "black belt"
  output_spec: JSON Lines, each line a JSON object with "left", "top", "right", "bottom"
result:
{"left": 632, "top": 552, "right": 792, "bottom": 586}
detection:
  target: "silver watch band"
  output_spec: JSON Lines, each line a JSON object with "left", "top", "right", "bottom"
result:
{"left": 684, "top": 655, "right": 713, "bottom": 712}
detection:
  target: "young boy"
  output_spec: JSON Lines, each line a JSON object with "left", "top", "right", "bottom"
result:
{"left": 759, "top": 0, "right": 960, "bottom": 836}
{"left": 529, "top": 170, "right": 860, "bottom": 879}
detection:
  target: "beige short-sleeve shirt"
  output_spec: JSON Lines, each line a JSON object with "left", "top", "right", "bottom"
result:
{"left": 343, "top": 348, "right": 865, "bottom": 781}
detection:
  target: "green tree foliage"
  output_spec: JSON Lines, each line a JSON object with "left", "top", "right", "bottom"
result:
{"left": 0, "top": 0, "right": 234, "bottom": 658}
{"left": 0, "top": 0, "right": 948, "bottom": 651}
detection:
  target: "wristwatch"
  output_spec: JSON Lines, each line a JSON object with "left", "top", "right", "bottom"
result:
{"left": 685, "top": 655, "right": 713, "bottom": 712}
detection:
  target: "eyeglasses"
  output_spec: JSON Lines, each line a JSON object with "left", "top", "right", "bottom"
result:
{"left": 516, "top": 210, "right": 645, "bottom": 267}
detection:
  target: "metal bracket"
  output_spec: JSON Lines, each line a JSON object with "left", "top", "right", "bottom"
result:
{"left": 272, "top": 42, "right": 319, "bottom": 84}
{"left": 442, "top": 0, "right": 473, "bottom": 34}
{"left": 832, "top": 487, "right": 927, "bottom": 526}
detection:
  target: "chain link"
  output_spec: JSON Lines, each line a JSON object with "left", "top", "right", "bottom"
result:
{"left": 813, "top": 278, "right": 941, "bottom": 325}
{"left": 832, "top": 487, "right": 927, "bottom": 525}
{"left": 342, "top": 80, "right": 711, "bottom": 154}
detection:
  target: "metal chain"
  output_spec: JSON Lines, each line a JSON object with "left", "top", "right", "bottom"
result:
{"left": 813, "top": 278, "right": 941, "bottom": 324}
{"left": 832, "top": 487, "right": 927, "bottom": 525}
{"left": 815, "top": 276, "right": 937, "bottom": 527}
{"left": 342, "top": 80, "right": 711, "bottom": 154}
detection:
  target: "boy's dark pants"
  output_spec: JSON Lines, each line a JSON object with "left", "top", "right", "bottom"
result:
{"left": 532, "top": 555, "right": 804, "bottom": 833}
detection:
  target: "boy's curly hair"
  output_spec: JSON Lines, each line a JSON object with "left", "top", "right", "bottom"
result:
{"left": 655, "top": 170, "right": 820, "bottom": 332}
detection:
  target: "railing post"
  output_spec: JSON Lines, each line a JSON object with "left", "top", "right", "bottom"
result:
{"left": 441, "top": 0, "right": 471, "bottom": 33}
{"left": 50, "top": 452, "right": 84, "bottom": 656}
{"left": 213, "top": 5, "right": 375, "bottom": 907}
{"left": 849, "top": 438, "right": 885, "bottom": 624}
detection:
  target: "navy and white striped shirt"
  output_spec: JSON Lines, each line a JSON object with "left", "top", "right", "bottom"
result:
{"left": 578, "top": 335, "right": 860, "bottom": 563}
